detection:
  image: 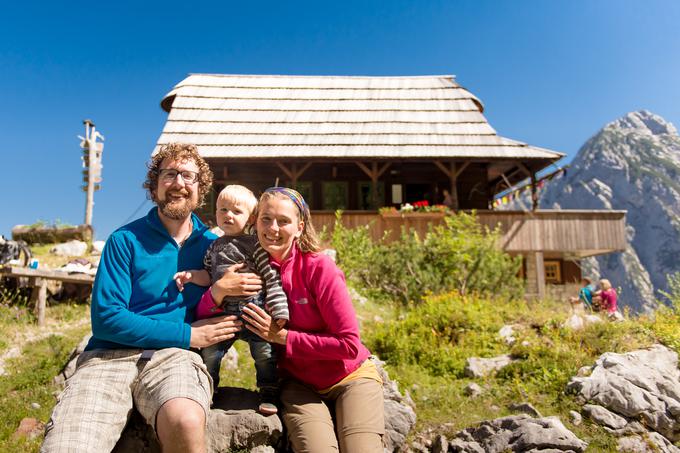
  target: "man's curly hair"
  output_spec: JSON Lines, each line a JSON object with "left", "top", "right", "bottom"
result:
{"left": 143, "top": 143, "right": 213, "bottom": 208}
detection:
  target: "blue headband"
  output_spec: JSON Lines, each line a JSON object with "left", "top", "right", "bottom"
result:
{"left": 264, "top": 187, "right": 309, "bottom": 219}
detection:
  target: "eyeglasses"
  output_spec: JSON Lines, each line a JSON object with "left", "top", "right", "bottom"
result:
{"left": 158, "top": 168, "right": 199, "bottom": 184}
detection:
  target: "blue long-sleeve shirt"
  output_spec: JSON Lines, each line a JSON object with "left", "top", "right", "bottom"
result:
{"left": 86, "top": 208, "right": 216, "bottom": 351}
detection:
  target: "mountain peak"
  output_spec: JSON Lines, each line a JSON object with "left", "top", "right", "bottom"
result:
{"left": 606, "top": 110, "right": 677, "bottom": 136}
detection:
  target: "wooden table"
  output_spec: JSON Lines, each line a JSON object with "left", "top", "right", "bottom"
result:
{"left": 0, "top": 266, "right": 95, "bottom": 325}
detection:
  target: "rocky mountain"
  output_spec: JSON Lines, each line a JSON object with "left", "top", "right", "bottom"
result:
{"left": 539, "top": 110, "right": 680, "bottom": 313}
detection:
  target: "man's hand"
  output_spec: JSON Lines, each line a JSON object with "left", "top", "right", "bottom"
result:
{"left": 190, "top": 315, "right": 242, "bottom": 348}
{"left": 210, "top": 263, "right": 263, "bottom": 301}
{"left": 173, "top": 271, "right": 193, "bottom": 292}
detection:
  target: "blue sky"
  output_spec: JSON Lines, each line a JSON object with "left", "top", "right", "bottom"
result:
{"left": 2, "top": 0, "right": 679, "bottom": 240}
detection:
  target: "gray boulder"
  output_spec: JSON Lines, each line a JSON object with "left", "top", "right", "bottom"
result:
{"left": 56, "top": 344, "right": 414, "bottom": 452}
{"left": 445, "top": 415, "right": 587, "bottom": 452}
{"left": 371, "top": 356, "right": 417, "bottom": 452}
{"left": 464, "top": 354, "right": 516, "bottom": 378}
{"left": 617, "top": 432, "right": 680, "bottom": 453}
{"left": 567, "top": 344, "right": 680, "bottom": 442}
{"left": 582, "top": 404, "right": 628, "bottom": 429}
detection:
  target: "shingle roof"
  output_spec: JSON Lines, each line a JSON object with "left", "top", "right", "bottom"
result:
{"left": 155, "top": 74, "right": 563, "bottom": 161}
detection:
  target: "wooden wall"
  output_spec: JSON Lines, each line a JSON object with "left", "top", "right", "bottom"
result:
{"left": 310, "top": 210, "right": 626, "bottom": 256}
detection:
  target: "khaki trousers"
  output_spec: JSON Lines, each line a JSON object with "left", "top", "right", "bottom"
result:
{"left": 281, "top": 378, "right": 385, "bottom": 453}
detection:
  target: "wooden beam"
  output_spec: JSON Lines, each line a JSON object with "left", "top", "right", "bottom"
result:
{"left": 354, "top": 162, "right": 389, "bottom": 208}
{"left": 30, "top": 277, "right": 47, "bottom": 326}
{"left": 355, "top": 161, "right": 373, "bottom": 179}
{"left": 276, "top": 162, "right": 313, "bottom": 187}
{"left": 530, "top": 172, "right": 538, "bottom": 211}
{"left": 434, "top": 161, "right": 468, "bottom": 210}
{"left": 376, "top": 162, "right": 391, "bottom": 179}
{"left": 535, "top": 251, "right": 545, "bottom": 300}
{"left": 276, "top": 163, "right": 294, "bottom": 181}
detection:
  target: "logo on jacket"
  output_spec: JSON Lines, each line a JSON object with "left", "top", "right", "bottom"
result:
{"left": 296, "top": 298, "right": 308, "bottom": 305}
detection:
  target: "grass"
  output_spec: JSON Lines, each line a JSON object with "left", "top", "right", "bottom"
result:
{"left": 0, "top": 301, "right": 90, "bottom": 452}
{"left": 360, "top": 292, "right": 678, "bottom": 451}
{"left": 1, "top": 246, "right": 679, "bottom": 451}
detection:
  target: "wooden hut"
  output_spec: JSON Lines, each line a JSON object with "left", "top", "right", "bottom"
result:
{"left": 154, "top": 74, "right": 626, "bottom": 300}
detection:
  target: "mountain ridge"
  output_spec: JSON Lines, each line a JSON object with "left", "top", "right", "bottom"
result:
{"left": 539, "top": 110, "right": 680, "bottom": 313}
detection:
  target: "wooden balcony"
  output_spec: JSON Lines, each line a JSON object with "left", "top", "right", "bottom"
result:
{"left": 311, "top": 209, "right": 627, "bottom": 258}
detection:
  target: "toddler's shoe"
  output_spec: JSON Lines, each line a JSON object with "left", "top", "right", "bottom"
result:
{"left": 258, "top": 391, "right": 278, "bottom": 415}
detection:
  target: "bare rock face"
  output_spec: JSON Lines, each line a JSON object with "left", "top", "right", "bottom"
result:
{"left": 567, "top": 344, "right": 680, "bottom": 446}
{"left": 617, "top": 432, "right": 680, "bottom": 453}
{"left": 442, "top": 415, "right": 587, "bottom": 453}
{"left": 372, "top": 356, "right": 417, "bottom": 452}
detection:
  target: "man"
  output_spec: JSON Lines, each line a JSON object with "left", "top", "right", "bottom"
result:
{"left": 42, "top": 143, "right": 262, "bottom": 453}
{"left": 570, "top": 277, "right": 594, "bottom": 311}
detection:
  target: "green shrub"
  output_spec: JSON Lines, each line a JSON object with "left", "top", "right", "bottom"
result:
{"left": 366, "top": 292, "right": 526, "bottom": 377}
{"left": 331, "top": 211, "right": 523, "bottom": 305}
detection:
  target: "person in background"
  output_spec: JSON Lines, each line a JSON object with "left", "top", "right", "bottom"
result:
{"left": 597, "top": 278, "right": 622, "bottom": 320}
{"left": 570, "top": 277, "right": 594, "bottom": 311}
{"left": 205, "top": 187, "right": 385, "bottom": 452}
{"left": 41, "top": 143, "right": 260, "bottom": 453}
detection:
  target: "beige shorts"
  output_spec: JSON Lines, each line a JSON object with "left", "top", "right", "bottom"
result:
{"left": 41, "top": 348, "right": 212, "bottom": 453}
{"left": 281, "top": 377, "right": 385, "bottom": 453}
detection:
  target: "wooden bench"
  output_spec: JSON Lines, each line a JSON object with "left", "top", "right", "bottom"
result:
{"left": 0, "top": 266, "right": 95, "bottom": 325}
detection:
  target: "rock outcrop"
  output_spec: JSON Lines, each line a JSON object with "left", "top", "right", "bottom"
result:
{"left": 567, "top": 344, "right": 680, "bottom": 450}
{"left": 433, "top": 415, "right": 587, "bottom": 453}
{"left": 54, "top": 341, "right": 415, "bottom": 452}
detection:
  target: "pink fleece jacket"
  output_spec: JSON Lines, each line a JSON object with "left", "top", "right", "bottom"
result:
{"left": 198, "top": 244, "right": 370, "bottom": 390}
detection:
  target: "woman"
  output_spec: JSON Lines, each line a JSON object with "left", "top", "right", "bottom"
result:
{"left": 208, "top": 187, "right": 385, "bottom": 452}
{"left": 597, "top": 278, "right": 621, "bottom": 320}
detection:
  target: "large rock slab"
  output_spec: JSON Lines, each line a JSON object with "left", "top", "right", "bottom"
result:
{"left": 55, "top": 342, "right": 415, "bottom": 452}
{"left": 567, "top": 344, "right": 680, "bottom": 442}
{"left": 113, "top": 388, "right": 283, "bottom": 453}
{"left": 371, "top": 356, "right": 417, "bottom": 452}
{"left": 443, "top": 415, "right": 587, "bottom": 452}
{"left": 617, "top": 432, "right": 680, "bottom": 453}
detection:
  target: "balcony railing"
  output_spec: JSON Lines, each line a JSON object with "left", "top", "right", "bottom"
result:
{"left": 311, "top": 210, "right": 627, "bottom": 257}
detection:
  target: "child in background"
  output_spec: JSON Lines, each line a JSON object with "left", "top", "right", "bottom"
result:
{"left": 174, "top": 185, "right": 288, "bottom": 415}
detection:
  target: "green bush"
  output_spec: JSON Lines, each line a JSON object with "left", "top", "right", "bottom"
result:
{"left": 331, "top": 211, "right": 523, "bottom": 305}
{"left": 366, "top": 292, "right": 526, "bottom": 377}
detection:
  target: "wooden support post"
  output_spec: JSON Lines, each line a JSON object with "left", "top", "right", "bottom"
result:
{"left": 355, "top": 161, "right": 390, "bottom": 208}
{"left": 535, "top": 251, "right": 545, "bottom": 300}
{"left": 434, "top": 161, "right": 469, "bottom": 210}
{"left": 530, "top": 172, "right": 538, "bottom": 211}
{"left": 276, "top": 162, "right": 313, "bottom": 188}
{"left": 30, "top": 277, "right": 47, "bottom": 326}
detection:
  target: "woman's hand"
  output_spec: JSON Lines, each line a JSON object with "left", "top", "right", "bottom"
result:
{"left": 190, "top": 315, "right": 242, "bottom": 348}
{"left": 210, "top": 263, "right": 263, "bottom": 301}
{"left": 242, "top": 303, "right": 288, "bottom": 345}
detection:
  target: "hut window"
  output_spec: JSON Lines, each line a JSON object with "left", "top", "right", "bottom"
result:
{"left": 322, "top": 182, "right": 348, "bottom": 210}
{"left": 290, "top": 181, "right": 313, "bottom": 208}
{"left": 358, "top": 181, "right": 385, "bottom": 210}
{"left": 544, "top": 260, "right": 562, "bottom": 284}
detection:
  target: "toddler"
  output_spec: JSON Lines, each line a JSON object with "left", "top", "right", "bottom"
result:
{"left": 174, "top": 185, "right": 288, "bottom": 415}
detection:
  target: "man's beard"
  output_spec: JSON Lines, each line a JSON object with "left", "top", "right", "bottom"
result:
{"left": 157, "top": 191, "right": 198, "bottom": 220}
